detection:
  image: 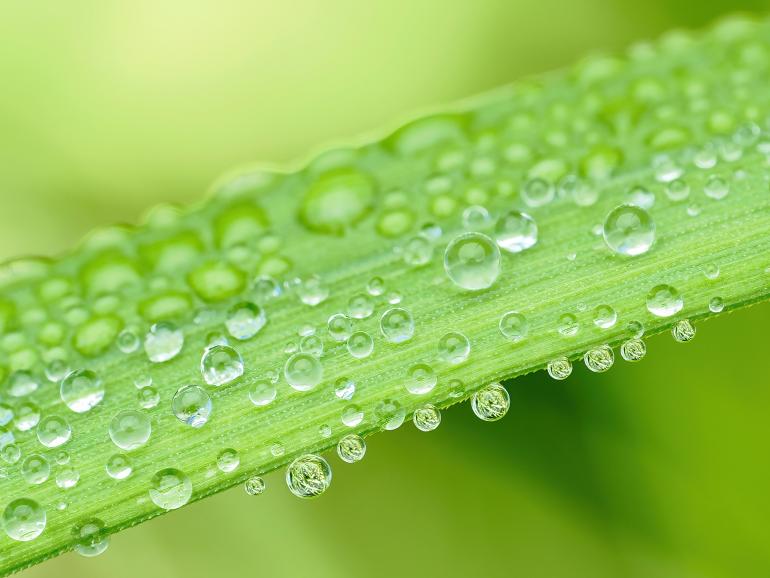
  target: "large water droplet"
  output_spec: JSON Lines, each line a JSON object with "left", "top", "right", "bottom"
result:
{"left": 36, "top": 416, "right": 71, "bottom": 448}
{"left": 149, "top": 468, "right": 192, "bottom": 510}
{"left": 201, "top": 345, "right": 244, "bottom": 386}
{"left": 471, "top": 383, "right": 510, "bottom": 421}
{"left": 380, "top": 307, "right": 414, "bottom": 343}
{"left": 546, "top": 357, "right": 572, "bottom": 380}
{"left": 73, "top": 518, "right": 110, "bottom": 557}
{"left": 346, "top": 331, "right": 374, "bottom": 359}
{"left": 171, "top": 385, "right": 212, "bottom": 428}
{"left": 244, "top": 476, "right": 266, "bottom": 495}
{"left": 620, "top": 338, "right": 646, "bottom": 361}
{"left": 646, "top": 284, "right": 683, "bottom": 317}
{"left": 144, "top": 322, "right": 184, "bottom": 363}
{"left": 284, "top": 353, "right": 322, "bottom": 391}
{"left": 109, "top": 410, "right": 151, "bottom": 451}
{"left": 405, "top": 363, "right": 437, "bottom": 395}
{"left": 225, "top": 302, "right": 266, "bottom": 340}
{"left": 444, "top": 233, "right": 501, "bottom": 290}
{"left": 602, "top": 204, "right": 655, "bottom": 256}
{"left": 413, "top": 404, "right": 441, "bottom": 431}
{"left": 2, "top": 498, "right": 45, "bottom": 541}
{"left": 494, "top": 210, "right": 538, "bottom": 253}
{"left": 286, "top": 454, "right": 332, "bottom": 498}
{"left": 671, "top": 319, "right": 696, "bottom": 342}
{"left": 583, "top": 344, "right": 614, "bottom": 372}
{"left": 337, "top": 434, "right": 366, "bottom": 463}
{"left": 60, "top": 369, "right": 104, "bottom": 413}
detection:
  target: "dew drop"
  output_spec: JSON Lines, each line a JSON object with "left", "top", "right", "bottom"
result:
{"left": 105, "top": 454, "right": 132, "bottom": 480}
{"left": 144, "top": 322, "right": 184, "bottom": 363}
{"left": 413, "top": 404, "right": 441, "bottom": 431}
{"left": 60, "top": 369, "right": 104, "bottom": 413}
{"left": 109, "top": 410, "right": 151, "bottom": 451}
{"left": 337, "top": 434, "right": 366, "bottom": 463}
{"left": 327, "top": 313, "right": 353, "bottom": 342}
{"left": 405, "top": 363, "right": 437, "bottom": 395}
{"left": 286, "top": 454, "right": 332, "bottom": 498}
{"left": 499, "top": 311, "right": 528, "bottom": 342}
{"left": 116, "top": 329, "right": 140, "bottom": 354}
{"left": 149, "top": 468, "right": 192, "bottom": 510}
{"left": 602, "top": 205, "right": 655, "bottom": 256}
{"left": 557, "top": 313, "right": 579, "bottom": 337}
{"left": 248, "top": 378, "right": 277, "bottom": 407}
{"left": 284, "top": 353, "right": 322, "bottom": 391}
{"left": 244, "top": 476, "right": 266, "bottom": 495}
{"left": 592, "top": 305, "right": 617, "bottom": 329}
{"left": 402, "top": 236, "right": 433, "bottom": 266}
{"left": 137, "top": 386, "right": 160, "bottom": 409}
{"left": 2, "top": 498, "right": 45, "bottom": 542}
{"left": 55, "top": 466, "right": 79, "bottom": 489}
{"left": 672, "top": 319, "right": 696, "bottom": 342}
{"left": 462, "top": 205, "right": 493, "bottom": 231}
{"left": 646, "top": 284, "right": 683, "bottom": 317}
{"left": 36, "top": 416, "right": 71, "bottom": 448}
{"left": 494, "top": 210, "right": 538, "bottom": 253}
{"left": 703, "top": 263, "right": 720, "bottom": 280}
{"left": 341, "top": 404, "right": 364, "bottom": 427}
{"left": 366, "top": 277, "right": 386, "bottom": 296}
{"left": 704, "top": 175, "right": 729, "bottom": 200}
{"left": 626, "top": 185, "right": 655, "bottom": 209}
{"left": 471, "top": 383, "right": 510, "bottom": 422}
{"left": 171, "top": 385, "right": 212, "bottom": 428}
{"left": 521, "top": 177, "right": 555, "bottom": 207}
{"left": 546, "top": 357, "right": 572, "bottom": 380}
{"left": 216, "top": 448, "right": 240, "bottom": 473}
{"left": 347, "top": 294, "right": 375, "bottom": 319}
{"left": 443, "top": 232, "right": 501, "bottom": 291}
{"left": 297, "top": 276, "right": 329, "bottom": 306}
{"left": 583, "top": 344, "right": 614, "bottom": 372}
{"left": 225, "top": 302, "right": 266, "bottom": 340}
{"left": 380, "top": 307, "right": 414, "bottom": 343}
{"left": 437, "top": 331, "right": 470, "bottom": 364}
{"left": 21, "top": 454, "right": 50, "bottom": 485}
{"left": 664, "top": 179, "right": 690, "bottom": 202}
{"left": 8, "top": 371, "right": 39, "bottom": 398}
{"left": 14, "top": 402, "right": 40, "bottom": 432}
{"left": 620, "top": 338, "right": 646, "bottom": 362}
{"left": 709, "top": 296, "right": 724, "bottom": 313}
{"left": 375, "top": 399, "right": 406, "bottom": 430}
{"left": 73, "top": 518, "right": 109, "bottom": 557}
{"left": 201, "top": 345, "right": 244, "bottom": 386}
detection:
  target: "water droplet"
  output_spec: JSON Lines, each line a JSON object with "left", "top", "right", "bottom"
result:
{"left": 270, "top": 442, "right": 285, "bottom": 457}
{"left": 55, "top": 466, "right": 79, "bottom": 489}
{"left": 494, "top": 210, "right": 538, "bottom": 253}
{"left": 243, "top": 475, "right": 266, "bottom": 496}
{"left": 0, "top": 404, "right": 11, "bottom": 427}
{"left": 297, "top": 276, "right": 329, "bottom": 306}
{"left": 13, "top": 402, "right": 40, "bottom": 431}
{"left": 704, "top": 175, "right": 729, "bottom": 200}
{"left": 137, "top": 387, "right": 160, "bottom": 409}
{"left": 557, "top": 313, "right": 579, "bottom": 337}
{"left": 2, "top": 498, "right": 45, "bottom": 541}
{"left": 248, "top": 378, "right": 277, "bottom": 407}
{"left": 144, "top": 322, "right": 184, "bottom": 363}
{"left": 172, "top": 385, "right": 212, "bottom": 428}
{"left": 341, "top": 404, "right": 364, "bottom": 427}
{"left": 437, "top": 331, "right": 470, "bottom": 364}
{"left": 149, "top": 468, "right": 192, "bottom": 510}
{"left": 380, "top": 307, "right": 414, "bottom": 343}
{"left": 471, "top": 383, "right": 510, "bottom": 422}
{"left": 583, "top": 345, "right": 614, "bottom": 372}
{"left": 626, "top": 185, "right": 655, "bottom": 209}
{"left": 334, "top": 377, "right": 356, "bottom": 400}
{"left": 462, "top": 205, "right": 492, "bottom": 231}
{"left": 709, "top": 296, "right": 724, "bottom": 313}
{"left": 366, "top": 277, "right": 386, "bottom": 296}
{"left": 375, "top": 399, "right": 406, "bottom": 430}
{"left": 8, "top": 371, "right": 39, "bottom": 398}
{"left": 413, "top": 404, "right": 441, "bottom": 431}
{"left": 216, "top": 448, "right": 240, "bottom": 473}
{"left": 620, "top": 338, "right": 646, "bottom": 361}
{"left": 1, "top": 444, "right": 20, "bottom": 464}
{"left": 337, "top": 434, "right": 366, "bottom": 463}
{"left": 444, "top": 233, "right": 500, "bottom": 291}
{"left": 672, "top": 319, "right": 696, "bottom": 342}
{"left": 284, "top": 353, "right": 322, "bottom": 391}
{"left": 327, "top": 313, "right": 353, "bottom": 342}
{"left": 286, "top": 454, "right": 332, "bottom": 498}
{"left": 592, "top": 305, "right": 617, "bottom": 329}
{"left": 60, "top": 369, "right": 104, "bottom": 413}
{"left": 36, "top": 416, "right": 71, "bottom": 448}
{"left": 522, "top": 177, "right": 555, "bottom": 207}
{"left": 201, "top": 345, "right": 244, "bottom": 386}
{"left": 626, "top": 320, "right": 644, "bottom": 338}
{"left": 116, "top": 329, "right": 140, "bottom": 354}
{"left": 646, "top": 284, "right": 683, "bottom": 317}
{"left": 402, "top": 236, "right": 433, "bottom": 266}
{"left": 299, "top": 170, "right": 375, "bottom": 234}
{"left": 664, "top": 179, "right": 690, "bottom": 201}
{"left": 105, "top": 454, "right": 132, "bottom": 480}
{"left": 225, "top": 302, "right": 266, "bottom": 340}
{"left": 347, "top": 294, "right": 374, "bottom": 319}
{"left": 703, "top": 263, "right": 720, "bottom": 280}
{"left": 546, "top": 357, "right": 572, "bottom": 380}
{"left": 21, "top": 454, "right": 50, "bottom": 484}
{"left": 109, "top": 410, "right": 151, "bottom": 451}
{"left": 318, "top": 424, "right": 332, "bottom": 438}
{"left": 602, "top": 205, "right": 655, "bottom": 256}
{"left": 497, "top": 311, "right": 527, "bottom": 343}
{"left": 405, "top": 363, "right": 437, "bottom": 395}
{"left": 73, "top": 518, "right": 109, "bottom": 557}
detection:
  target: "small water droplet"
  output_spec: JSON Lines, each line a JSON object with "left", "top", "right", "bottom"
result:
{"left": 437, "top": 331, "right": 470, "bottom": 364}
{"left": 546, "top": 357, "right": 572, "bottom": 380}
{"left": 703, "top": 263, "right": 720, "bottom": 280}
{"left": 327, "top": 313, "right": 353, "bottom": 342}
{"left": 471, "top": 383, "right": 509, "bottom": 422}
{"left": 216, "top": 448, "right": 240, "bottom": 473}
{"left": 172, "top": 385, "right": 212, "bottom": 427}
{"left": 286, "top": 454, "right": 332, "bottom": 498}
{"left": 347, "top": 294, "right": 374, "bottom": 319}
{"left": 671, "top": 319, "right": 696, "bottom": 342}
{"left": 144, "top": 322, "right": 184, "bottom": 363}
{"left": 14, "top": 402, "right": 40, "bottom": 432}
{"left": 73, "top": 518, "right": 109, "bottom": 557}
{"left": 21, "top": 454, "right": 50, "bottom": 485}
{"left": 248, "top": 378, "right": 277, "bottom": 407}
{"left": 284, "top": 353, "right": 323, "bottom": 391}
{"left": 499, "top": 311, "right": 528, "bottom": 342}
{"left": 583, "top": 344, "right": 614, "bottom": 372}
{"left": 444, "top": 232, "right": 501, "bottom": 291}
{"left": 592, "top": 305, "right": 617, "bottom": 329}
{"left": 337, "top": 434, "right": 366, "bottom": 463}
{"left": 341, "top": 404, "right": 364, "bottom": 427}
{"left": 334, "top": 377, "right": 356, "bottom": 401}
{"left": 244, "top": 475, "right": 266, "bottom": 495}
{"left": 405, "top": 363, "right": 437, "bottom": 395}
{"left": 297, "top": 276, "right": 329, "bottom": 306}
{"left": 620, "top": 338, "right": 646, "bottom": 361}
{"left": 201, "top": 345, "right": 244, "bottom": 386}
{"left": 105, "top": 454, "right": 132, "bottom": 480}
{"left": 225, "top": 302, "right": 266, "bottom": 340}
{"left": 664, "top": 178, "right": 690, "bottom": 202}
{"left": 137, "top": 386, "right": 160, "bottom": 409}
{"left": 557, "top": 313, "right": 579, "bottom": 337}
{"left": 60, "top": 369, "right": 104, "bottom": 413}
{"left": 462, "top": 205, "right": 493, "bottom": 231}
{"left": 521, "top": 177, "right": 555, "bottom": 207}
{"left": 646, "top": 284, "right": 683, "bottom": 317}
{"left": 109, "top": 410, "right": 151, "bottom": 451}
{"left": 709, "top": 296, "right": 724, "bottom": 313}
{"left": 704, "top": 175, "right": 729, "bottom": 200}
{"left": 380, "top": 307, "right": 414, "bottom": 343}
{"left": 413, "top": 404, "right": 441, "bottom": 431}
{"left": 149, "top": 468, "right": 192, "bottom": 510}
{"left": 55, "top": 466, "right": 79, "bottom": 489}
{"left": 116, "top": 329, "right": 140, "bottom": 354}
{"left": 603, "top": 205, "right": 655, "bottom": 256}
{"left": 375, "top": 399, "right": 406, "bottom": 430}
{"left": 626, "top": 185, "right": 655, "bottom": 209}
{"left": 36, "top": 416, "right": 71, "bottom": 448}
{"left": 494, "top": 210, "right": 538, "bottom": 253}
{"left": 402, "top": 236, "right": 433, "bottom": 266}
{"left": 366, "top": 277, "right": 386, "bottom": 296}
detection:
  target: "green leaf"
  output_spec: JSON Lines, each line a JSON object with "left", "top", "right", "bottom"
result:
{"left": 2, "top": 14, "right": 770, "bottom": 574}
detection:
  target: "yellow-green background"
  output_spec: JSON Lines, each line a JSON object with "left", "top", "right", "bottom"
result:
{"left": 2, "top": 1, "right": 769, "bottom": 576}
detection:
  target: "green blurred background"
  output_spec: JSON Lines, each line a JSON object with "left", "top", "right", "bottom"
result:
{"left": 3, "top": 1, "right": 770, "bottom": 576}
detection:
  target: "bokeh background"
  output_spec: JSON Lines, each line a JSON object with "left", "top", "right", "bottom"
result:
{"left": 3, "top": 1, "right": 770, "bottom": 576}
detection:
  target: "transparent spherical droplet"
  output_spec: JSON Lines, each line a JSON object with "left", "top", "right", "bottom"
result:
{"left": 36, "top": 416, "right": 71, "bottom": 448}
{"left": 269, "top": 442, "right": 285, "bottom": 457}
{"left": 380, "top": 307, "right": 414, "bottom": 343}
{"left": 366, "top": 276, "right": 386, "bottom": 296}
{"left": 73, "top": 518, "right": 109, "bottom": 557}
{"left": 297, "top": 276, "right": 329, "bottom": 306}
{"left": 671, "top": 319, "right": 696, "bottom": 342}
{"left": 413, "top": 404, "right": 441, "bottom": 431}
{"left": 0, "top": 403, "right": 13, "bottom": 427}
{"left": 109, "top": 410, "right": 151, "bottom": 451}
{"left": 318, "top": 423, "right": 332, "bottom": 438}
{"left": 201, "top": 345, "right": 244, "bottom": 386}
{"left": 375, "top": 399, "right": 406, "bottom": 430}
{"left": 299, "top": 334, "right": 323, "bottom": 357}
{"left": 494, "top": 210, "right": 538, "bottom": 253}
{"left": 547, "top": 357, "right": 572, "bottom": 380}
{"left": 172, "top": 385, "right": 212, "bottom": 428}
{"left": 144, "top": 322, "right": 184, "bottom": 363}
{"left": 248, "top": 379, "right": 277, "bottom": 407}
{"left": 116, "top": 329, "right": 140, "bottom": 354}
{"left": 137, "top": 386, "right": 160, "bottom": 409}
{"left": 21, "top": 454, "right": 50, "bottom": 485}
{"left": 149, "top": 468, "right": 192, "bottom": 510}
{"left": 444, "top": 232, "right": 501, "bottom": 291}
{"left": 334, "top": 377, "right": 356, "bottom": 401}
{"left": 348, "top": 293, "right": 375, "bottom": 320}
{"left": 106, "top": 454, "right": 132, "bottom": 480}
{"left": 664, "top": 178, "right": 690, "bottom": 201}
{"left": 402, "top": 236, "right": 433, "bottom": 266}
{"left": 225, "top": 302, "right": 266, "bottom": 340}
{"left": 437, "top": 331, "right": 470, "bottom": 364}
{"left": 626, "top": 185, "right": 655, "bottom": 209}
{"left": 603, "top": 205, "right": 655, "bottom": 256}
{"left": 327, "top": 313, "right": 353, "bottom": 342}
{"left": 244, "top": 475, "right": 266, "bottom": 495}
{"left": 60, "top": 369, "right": 104, "bottom": 413}
{"left": 46, "top": 359, "right": 70, "bottom": 384}
{"left": 583, "top": 344, "right": 614, "bottom": 372}
{"left": 341, "top": 404, "right": 364, "bottom": 427}
{"left": 14, "top": 402, "right": 40, "bottom": 432}
{"left": 626, "top": 320, "right": 645, "bottom": 338}
{"left": 522, "top": 177, "right": 555, "bottom": 207}
{"left": 286, "top": 454, "right": 332, "bottom": 498}
{"left": 462, "top": 205, "right": 492, "bottom": 231}
{"left": 499, "top": 311, "right": 528, "bottom": 342}
{"left": 646, "top": 284, "right": 683, "bottom": 317}
{"left": 471, "top": 383, "right": 510, "bottom": 422}
{"left": 557, "top": 313, "right": 579, "bottom": 337}
{"left": 55, "top": 466, "right": 79, "bottom": 489}
{"left": 703, "top": 263, "right": 720, "bottom": 280}
{"left": 337, "top": 434, "right": 366, "bottom": 463}
{"left": 405, "top": 363, "right": 436, "bottom": 395}
{"left": 8, "top": 371, "right": 39, "bottom": 398}
{"left": 709, "top": 296, "right": 724, "bottom": 313}
{"left": 253, "top": 275, "right": 281, "bottom": 302}
{"left": 592, "top": 305, "right": 617, "bottom": 329}
{"left": 620, "top": 338, "right": 646, "bottom": 362}
{"left": 1, "top": 443, "right": 21, "bottom": 465}
{"left": 2, "top": 498, "right": 45, "bottom": 542}
{"left": 704, "top": 175, "right": 729, "bottom": 200}
{"left": 284, "top": 353, "right": 323, "bottom": 391}
{"left": 346, "top": 331, "right": 374, "bottom": 359}
{"left": 216, "top": 448, "right": 240, "bottom": 473}
{"left": 54, "top": 450, "right": 70, "bottom": 465}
